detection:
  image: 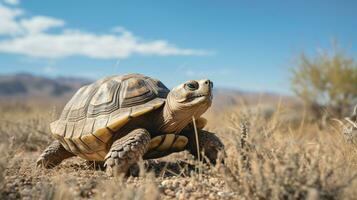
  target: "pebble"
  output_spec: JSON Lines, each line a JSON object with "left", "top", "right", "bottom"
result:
{"left": 218, "top": 191, "right": 235, "bottom": 197}
{"left": 172, "top": 180, "right": 179, "bottom": 188}
{"left": 208, "top": 193, "right": 216, "bottom": 199}
{"left": 180, "top": 179, "right": 188, "bottom": 186}
{"left": 21, "top": 188, "right": 32, "bottom": 197}
{"left": 164, "top": 189, "right": 175, "bottom": 197}
{"left": 186, "top": 182, "right": 194, "bottom": 192}
{"left": 161, "top": 180, "right": 171, "bottom": 188}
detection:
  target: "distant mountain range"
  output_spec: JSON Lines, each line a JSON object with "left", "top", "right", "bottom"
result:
{"left": 0, "top": 73, "right": 90, "bottom": 97}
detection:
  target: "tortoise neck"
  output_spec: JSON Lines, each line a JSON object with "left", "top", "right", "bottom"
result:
{"left": 156, "top": 97, "right": 192, "bottom": 134}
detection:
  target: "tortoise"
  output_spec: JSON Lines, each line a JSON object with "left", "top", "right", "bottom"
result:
{"left": 36, "top": 73, "right": 224, "bottom": 176}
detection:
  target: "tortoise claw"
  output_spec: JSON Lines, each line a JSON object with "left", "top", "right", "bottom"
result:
{"left": 36, "top": 156, "right": 53, "bottom": 169}
{"left": 35, "top": 157, "right": 44, "bottom": 168}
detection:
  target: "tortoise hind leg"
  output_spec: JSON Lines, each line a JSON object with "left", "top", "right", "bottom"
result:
{"left": 181, "top": 130, "right": 225, "bottom": 165}
{"left": 36, "top": 140, "right": 75, "bottom": 168}
{"left": 104, "top": 128, "right": 151, "bottom": 176}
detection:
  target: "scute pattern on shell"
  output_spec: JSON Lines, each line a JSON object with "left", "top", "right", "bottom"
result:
{"left": 50, "top": 74, "right": 169, "bottom": 160}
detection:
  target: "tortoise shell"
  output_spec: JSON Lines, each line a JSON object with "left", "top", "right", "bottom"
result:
{"left": 50, "top": 74, "right": 169, "bottom": 160}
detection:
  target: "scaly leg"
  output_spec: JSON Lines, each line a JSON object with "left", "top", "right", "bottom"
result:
{"left": 36, "top": 140, "right": 75, "bottom": 168}
{"left": 104, "top": 128, "right": 151, "bottom": 176}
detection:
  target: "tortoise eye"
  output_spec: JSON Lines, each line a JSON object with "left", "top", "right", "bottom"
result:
{"left": 185, "top": 81, "right": 199, "bottom": 91}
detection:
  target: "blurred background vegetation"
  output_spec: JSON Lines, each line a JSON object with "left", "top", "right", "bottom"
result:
{"left": 290, "top": 42, "right": 357, "bottom": 120}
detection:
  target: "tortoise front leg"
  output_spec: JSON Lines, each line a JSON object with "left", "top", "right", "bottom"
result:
{"left": 181, "top": 130, "right": 225, "bottom": 165}
{"left": 36, "top": 140, "right": 75, "bottom": 168}
{"left": 104, "top": 128, "right": 151, "bottom": 176}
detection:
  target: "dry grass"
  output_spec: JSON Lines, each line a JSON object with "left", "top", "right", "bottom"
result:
{"left": 0, "top": 99, "right": 356, "bottom": 200}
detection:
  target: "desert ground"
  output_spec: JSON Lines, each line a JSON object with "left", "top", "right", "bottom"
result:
{"left": 0, "top": 95, "right": 356, "bottom": 200}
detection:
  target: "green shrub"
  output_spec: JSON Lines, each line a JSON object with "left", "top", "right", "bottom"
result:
{"left": 290, "top": 44, "right": 357, "bottom": 118}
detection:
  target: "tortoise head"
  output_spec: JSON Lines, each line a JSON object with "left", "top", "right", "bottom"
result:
{"left": 169, "top": 79, "right": 213, "bottom": 109}
{"left": 161, "top": 79, "right": 213, "bottom": 133}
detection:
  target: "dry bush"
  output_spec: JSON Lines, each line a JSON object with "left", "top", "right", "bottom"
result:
{"left": 218, "top": 107, "right": 357, "bottom": 200}
{"left": 290, "top": 43, "right": 357, "bottom": 119}
{"left": 0, "top": 103, "right": 54, "bottom": 151}
{"left": 339, "top": 106, "right": 357, "bottom": 145}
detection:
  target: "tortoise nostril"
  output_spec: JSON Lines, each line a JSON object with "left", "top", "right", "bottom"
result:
{"left": 203, "top": 80, "right": 213, "bottom": 88}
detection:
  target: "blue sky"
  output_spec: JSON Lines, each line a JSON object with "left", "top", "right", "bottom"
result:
{"left": 0, "top": 0, "right": 356, "bottom": 94}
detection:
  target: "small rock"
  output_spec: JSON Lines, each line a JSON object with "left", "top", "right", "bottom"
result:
{"left": 164, "top": 189, "right": 175, "bottom": 197}
{"left": 161, "top": 180, "right": 171, "bottom": 188}
{"left": 208, "top": 193, "right": 216, "bottom": 199}
{"left": 21, "top": 188, "right": 32, "bottom": 197}
{"left": 177, "top": 192, "right": 186, "bottom": 200}
{"left": 218, "top": 191, "right": 234, "bottom": 198}
{"left": 179, "top": 179, "right": 188, "bottom": 187}
{"left": 172, "top": 180, "right": 179, "bottom": 188}
{"left": 186, "top": 182, "right": 194, "bottom": 192}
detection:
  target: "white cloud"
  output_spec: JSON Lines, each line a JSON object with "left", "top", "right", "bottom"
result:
{"left": 0, "top": 3, "right": 212, "bottom": 59}
{"left": 0, "top": 3, "right": 23, "bottom": 35}
{"left": 0, "top": 29, "right": 211, "bottom": 59}
{"left": 0, "top": 4, "right": 64, "bottom": 35}
{"left": 3, "top": 0, "right": 19, "bottom": 5}
{"left": 20, "top": 16, "right": 65, "bottom": 34}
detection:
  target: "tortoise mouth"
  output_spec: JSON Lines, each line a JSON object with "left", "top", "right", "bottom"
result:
{"left": 181, "top": 92, "right": 212, "bottom": 103}
{"left": 188, "top": 94, "right": 208, "bottom": 100}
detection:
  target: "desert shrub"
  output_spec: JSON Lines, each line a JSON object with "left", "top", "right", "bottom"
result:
{"left": 220, "top": 109, "right": 357, "bottom": 200}
{"left": 290, "top": 43, "right": 357, "bottom": 119}
{"left": 340, "top": 106, "right": 357, "bottom": 145}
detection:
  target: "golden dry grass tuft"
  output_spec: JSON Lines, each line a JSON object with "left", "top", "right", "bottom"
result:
{"left": 0, "top": 99, "right": 356, "bottom": 200}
